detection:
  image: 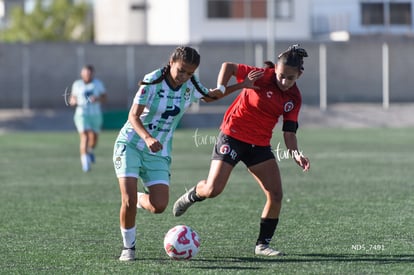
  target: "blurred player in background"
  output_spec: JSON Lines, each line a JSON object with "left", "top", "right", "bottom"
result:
{"left": 70, "top": 65, "right": 107, "bottom": 172}
{"left": 113, "top": 46, "right": 225, "bottom": 261}
{"left": 173, "top": 45, "right": 311, "bottom": 256}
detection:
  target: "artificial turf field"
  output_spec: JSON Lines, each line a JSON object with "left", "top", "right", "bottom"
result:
{"left": 0, "top": 127, "right": 413, "bottom": 274}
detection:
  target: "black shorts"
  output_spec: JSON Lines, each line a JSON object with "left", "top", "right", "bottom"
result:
{"left": 211, "top": 131, "right": 275, "bottom": 167}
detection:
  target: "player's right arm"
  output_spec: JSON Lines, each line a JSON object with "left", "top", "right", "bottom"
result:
{"left": 69, "top": 95, "right": 77, "bottom": 107}
{"left": 128, "top": 103, "right": 163, "bottom": 153}
{"left": 69, "top": 83, "right": 78, "bottom": 107}
{"left": 217, "top": 62, "right": 263, "bottom": 95}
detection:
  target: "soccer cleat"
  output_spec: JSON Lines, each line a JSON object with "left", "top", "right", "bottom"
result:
{"left": 81, "top": 163, "right": 90, "bottom": 172}
{"left": 119, "top": 247, "right": 136, "bottom": 261}
{"left": 255, "top": 244, "right": 284, "bottom": 256}
{"left": 172, "top": 187, "right": 196, "bottom": 217}
{"left": 88, "top": 152, "right": 95, "bottom": 164}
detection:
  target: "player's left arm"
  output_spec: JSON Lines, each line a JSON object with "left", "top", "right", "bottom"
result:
{"left": 98, "top": 92, "right": 107, "bottom": 104}
{"left": 89, "top": 80, "right": 107, "bottom": 103}
{"left": 283, "top": 129, "right": 310, "bottom": 171}
{"left": 88, "top": 93, "right": 106, "bottom": 103}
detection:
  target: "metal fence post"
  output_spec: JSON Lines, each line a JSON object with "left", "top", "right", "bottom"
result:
{"left": 126, "top": 46, "right": 136, "bottom": 108}
{"left": 22, "top": 46, "right": 30, "bottom": 111}
{"left": 319, "top": 44, "right": 327, "bottom": 111}
{"left": 382, "top": 43, "right": 389, "bottom": 109}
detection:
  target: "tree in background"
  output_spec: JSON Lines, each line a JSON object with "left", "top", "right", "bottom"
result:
{"left": 0, "top": 0, "right": 93, "bottom": 42}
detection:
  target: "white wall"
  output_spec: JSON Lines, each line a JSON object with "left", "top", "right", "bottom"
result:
{"left": 144, "top": 0, "right": 311, "bottom": 44}
{"left": 147, "top": 0, "right": 191, "bottom": 45}
{"left": 94, "top": 0, "right": 146, "bottom": 44}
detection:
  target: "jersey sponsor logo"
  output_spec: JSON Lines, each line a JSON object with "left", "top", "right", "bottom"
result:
{"left": 84, "top": 89, "right": 94, "bottom": 103}
{"left": 284, "top": 101, "right": 294, "bottom": 112}
{"left": 167, "top": 95, "right": 181, "bottom": 99}
{"left": 161, "top": 105, "right": 181, "bottom": 119}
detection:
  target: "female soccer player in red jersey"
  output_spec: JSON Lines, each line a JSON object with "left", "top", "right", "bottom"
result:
{"left": 173, "top": 44, "right": 311, "bottom": 256}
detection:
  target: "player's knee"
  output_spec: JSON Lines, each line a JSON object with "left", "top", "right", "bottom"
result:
{"left": 150, "top": 201, "right": 168, "bottom": 214}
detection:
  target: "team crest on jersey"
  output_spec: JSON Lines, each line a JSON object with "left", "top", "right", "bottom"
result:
{"left": 219, "top": 145, "right": 231, "bottom": 155}
{"left": 284, "top": 101, "right": 294, "bottom": 112}
{"left": 114, "top": 156, "right": 122, "bottom": 169}
{"left": 184, "top": 88, "right": 191, "bottom": 101}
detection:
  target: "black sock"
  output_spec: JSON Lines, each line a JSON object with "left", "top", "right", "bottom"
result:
{"left": 256, "top": 218, "right": 279, "bottom": 246}
{"left": 188, "top": 188, "right": 205, "bottom": 202}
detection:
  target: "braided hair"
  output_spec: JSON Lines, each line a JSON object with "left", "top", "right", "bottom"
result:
{"left": 277, "top": 44, "right": 308, "bottom": 71}
{"left": 139, "top": 46, "right": 213, "bottom": 98}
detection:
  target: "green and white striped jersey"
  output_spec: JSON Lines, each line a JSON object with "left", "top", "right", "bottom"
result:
{"left": 71, "top": 78, "right": 106, "bottom": 115}
{"left": 117, "top": 68, "right": 208, "bottom": 157}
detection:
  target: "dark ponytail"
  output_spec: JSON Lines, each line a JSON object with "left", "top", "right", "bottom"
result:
{"left": 190, "top": 76, "right": 215, "bottom": 99}
{"left": 139, "top": 65, "right": 170, "bottom": 86}
{"left": 278, "top": 44, "right": 308, "bottom": 71}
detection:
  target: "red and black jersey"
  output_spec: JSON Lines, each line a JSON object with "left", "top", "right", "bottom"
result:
{"left": 220, "top": 64, "right": 302, "bottom": 146}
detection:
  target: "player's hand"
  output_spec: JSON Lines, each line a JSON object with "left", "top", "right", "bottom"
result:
{"left": 294, "top": 154, "right": 310, "bottom": 172}
{"left": 243, "top": 70, "right": 264, "bottom": 89}
{"left": 145, "top": 136, "right": 163, "bottom": 152}
{"left": 207, "top": 88, "right": 225, "bottom": 99}
{"left": 69, "top": 96, "right": 77, "bottom": 107}
{"left": 88, "top": 95, "right": 98, "bottom": 103}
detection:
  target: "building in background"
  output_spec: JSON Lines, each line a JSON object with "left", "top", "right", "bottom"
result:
{"left": 93, "top": 0, "right": 414, "bottom": 45}
{"left": 2, "top": 0, "right": 414, "bottom": 43}
{"left": 312, "top": 0, "right": 414, "bottom": 40}
{"left": 94, "top": 0, "right": 147, "bottom": 44}
{"left": 94, "top": 0, "right": 311, "bottom": 44}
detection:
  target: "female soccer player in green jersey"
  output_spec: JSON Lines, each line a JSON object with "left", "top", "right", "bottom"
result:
{"left": 113, "top": 46, "right": 225, "bottom": 261}
{"left": 70, "top": 65, "right": 107, "bottom": 172}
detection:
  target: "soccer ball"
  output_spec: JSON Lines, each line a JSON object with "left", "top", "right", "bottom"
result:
{"left": 163, "top": 225, "right": 200, "bottom": 260}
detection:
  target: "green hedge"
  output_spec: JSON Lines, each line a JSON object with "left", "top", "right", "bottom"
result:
{"left": 102, "top": 110, "right": 128, "bottom": 130}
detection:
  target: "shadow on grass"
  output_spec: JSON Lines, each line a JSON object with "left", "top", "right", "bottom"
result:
{"left": 140, "top": 253, "right": 414, "bottom": 264}
{"left": 161, "top": 254, "right": 413, "bottom": 272}
{"left": 214, "top": 253, "right": 414, "bottom": 264}
{"left": 125, "top": 254, "right": 414, "bottom": 273}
